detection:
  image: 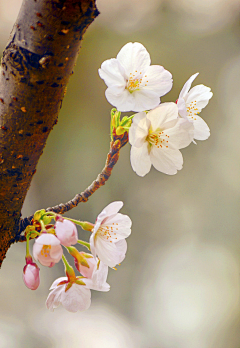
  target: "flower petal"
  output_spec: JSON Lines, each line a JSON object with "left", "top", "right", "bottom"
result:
{"left": 95, "top": 237, "right": 127, "bottom": 268}
{"left": 98, "top": 58, "right": 126, "bottom": 87}
{"left": 130, "top": 142, "right": 152, "bottom": 177}
{"left": 61, "top": 284, "right": 91, "bottom": 312}
{"left": 50, "top": 277, "right": 68, "bottom": 290}
{"left": 179, "top": 72, "right": 199, "bottom": 99}
{"left": 185, "top": 84, "right": 213, "bottom": 110}
{"left": 142, "top": 65, "right": 172, "bottom": 96}
{"left": 35, "top": 233, "right": 60, "bottom": 246}
{"left": 150, "top": 146, "right": 183, "bottom": 175}
{"left": 147, "top": 102, "right": 179, "bottom": 131}
{"left": 189, "top": 115, "right": 210, "bottom": 140}
{"left": 117, "top": 42, "right": 151, "bottom": 76}
{"left": 161, "top": 118, "right": 194, "bottom": 149}
{"left": 129, "top": 112, "right": 150, "bottom": 147}
{"left": 177, "top": 98, "right": 187, "bottom": 119}
{"left": 46, "top": 285, "right": 64, "bottom": 311}
{"left": 131, "top": 89, "right": 161, "bottom": 112}
{"left": 105, "top": 88, "right": 135, "bottom": 112}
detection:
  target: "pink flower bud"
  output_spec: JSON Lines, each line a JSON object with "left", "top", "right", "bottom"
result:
{"left": 23, "top": 259, "right": 40, "bottom": 290}
{"left": 55, "top": 219, "right": 78, "bottom": 247}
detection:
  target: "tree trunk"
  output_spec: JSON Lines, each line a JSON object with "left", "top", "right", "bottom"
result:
{"left": 0, "top": 0, "right": 99, "bottom": 267}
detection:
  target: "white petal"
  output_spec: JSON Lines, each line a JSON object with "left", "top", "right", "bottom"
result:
{"left": 177, "top": 98, "right": 187, "bottom": 119}
{"left": 84, "top": 262, "right": 110, "bottom": 292}
{"left": 186, "top": 84, "right": 213, "bottom": 110}
{"left": 129, "top": 112, "right": 150, "bottom": 147}
{"left": 117, "top": 42, "right": 151, "bottom": 76}
{"left": 130, "top": 143, "right": 152, "bottom": 177}
{"left": 150, "top": 146, "right": 183, "bottom": 175}
{"left": 131, "top": 89, "right": 160, "bottom": 112}
{"left": 50, "top": 277, "right": 68, "bottom": 290}
{"left": 46, "top": 285, "right": 64, "bottom": 311}
{"left": 179, "top": 72, "right": 199, "bottom": 99}
{"left": 61, "top": 284, "right": 91, "bottom": 312}
{"left": 90, "top": 233, "right": 97, "bottom": 258}
{"left": 35, "top": 233, "right": 60, "bottom": 246}
{"left": 98, "top": 58, "right": 126, "bottom": 87}
{"left": 161, "top": 118, "right": 194, "bottom": 149}
{"left": 105, "top": 88, "right": 135, "bottom": 112}
{"left": 142, "top": 65, "right": 172, "bottom": 96}
{"left": 95, "top": 237, "right": 127, "bottom": 268}
{"left": 147, "top": 102, "right": 179, "bottom": 131}
{"left": 189, "top": 115, "right": 210, "bottom": 140}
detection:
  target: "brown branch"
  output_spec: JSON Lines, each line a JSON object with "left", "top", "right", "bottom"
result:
{"left": 0, "top": 0, "right": 99, "bottom": 267}
{"left": 17, "top": 131, "right": 128, "bottom": 240}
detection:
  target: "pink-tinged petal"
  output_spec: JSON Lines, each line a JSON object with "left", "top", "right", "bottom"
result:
{"left": 105, "top": 88, "right": 135, "bottom": 112}
{"left": 131, "top": 89, "right": 161, "bottom": 112}
{"left": 98, "top": 58, "right": 127, "bottom": 87}
{"left": 35, "top": 233, "right": 60, "bottom": 246}
{"left": 129, "top": 112, "right": 150, "bottom": 147}
{"left": 130, "top": 143, "right": 152, "bottom": 177}
{"left": 50, "top": 277, "right": 68, "bottom": 290}
{"left": 189, "top": 115, "right": 210, "bottom": 141}
{"left": 161, "top": 118, "right": 194, "bottom": 149}
{"left": 49, "top": 245, "right": 63, "bottom": 262}
{"left": 150, "top": 146, "right": 183, "bottom": 175}
{"left": 55, "top": 219, "right": 78, "bottom": 247}
{"left": 46, "top": 285, "right": 64, "bottom": 311}
{"left": 61, "top": 284, "right": 91, "bottom": 312}
{"left": 84, "top": 261, "right": 110, "bottom": 292}
{"left": 179, "top": 72, "right": 199, "bottom": 99}
{"left": 185, "top": 84, "right": 213, "bottom": 110}
{"left": 177, "top": 98, "right": 187, "bottom": 119}
{"left": 142, "top": 65, "right": 172, "bottom": 96}
{"left": 117, "top": 42, "right": 151, "bottom": 76}
{"left": 78, "top": 256, "right": 96, "bottom": 279}
{"left": 147, "top": 103, "right": 179, "bottom": 131}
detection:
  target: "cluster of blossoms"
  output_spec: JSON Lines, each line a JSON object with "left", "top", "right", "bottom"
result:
{"left": 99, "top": 42, "right": 213, "bottom": 176}
{"left": 22, "top": 42, "right": 212, "bottom": 313}
{"left": 23, "top": 202, "right": 131, "bottom": 312}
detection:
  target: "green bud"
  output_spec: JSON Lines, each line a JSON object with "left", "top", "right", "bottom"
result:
{"left": 42, "top": 215, "right": 52, "bottom": 225}
{"left": 33, "top": 209, "right": 46, "bottom": 221}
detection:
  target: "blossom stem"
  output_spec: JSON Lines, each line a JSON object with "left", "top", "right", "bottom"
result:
{"left": 77, "top": 240, "right": 91, "bottom": 251}
{"left": 26, "top": 234, "right": 30, "bottom": 258}
{"left": 18, "top": 131, "right": 128, "bottom": 237}
{"left": 39, "top": 219, "right": 45, "bottom": 231}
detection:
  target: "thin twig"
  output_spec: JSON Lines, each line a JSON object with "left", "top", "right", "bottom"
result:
{"left": 17, "top": 131, "right": 128, "bottom": 240}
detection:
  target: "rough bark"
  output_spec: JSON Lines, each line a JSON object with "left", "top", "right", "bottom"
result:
{"left": 0, "top": 0, "right": 99, "bottom": 267}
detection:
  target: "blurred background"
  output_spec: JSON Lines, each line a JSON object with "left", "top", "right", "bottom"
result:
{"left": 1, "top": 0, "right": 240, "bottom": 347}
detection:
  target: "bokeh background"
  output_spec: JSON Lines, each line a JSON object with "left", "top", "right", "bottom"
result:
{"left": 1, "top": 0, "right": 240, "bottom": 347}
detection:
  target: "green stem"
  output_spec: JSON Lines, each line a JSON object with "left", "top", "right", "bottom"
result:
{"left": 26, "top": 235, "right": 30, "bottom": 257}
{"left": 39, "top": 219, "right": 45, "bottom": 231}
{"left": 77, "top": 240, "right": 91, "bottom": 251}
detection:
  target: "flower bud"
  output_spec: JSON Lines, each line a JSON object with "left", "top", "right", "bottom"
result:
{"left": 55, "top": 219, "right": 78, "bottom": 247}
{"left": 23, "top": 257, "right": 40, "bottom": 290}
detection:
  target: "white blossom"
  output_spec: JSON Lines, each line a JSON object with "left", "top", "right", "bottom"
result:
{"left": 129, "top": 102, "right": 194, "bottom": 176}
{"left": 90, "top": 202, "right": 131, "bottom": 268}
{"left": 99, "top": 42, "right": 172, "bottom": 112}
{"left": 177, "top": 73, "right": 213, "bottom": 141}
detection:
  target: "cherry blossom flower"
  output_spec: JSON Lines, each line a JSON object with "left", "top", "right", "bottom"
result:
{"left": 23, "top": 257, "right": 40, "bottom": 290}
{"left": 129, "top": 102, "right": 194, "bottom": 176}
{"left": 99, "top": 42, "right": 172, "bottom": 112}
{"left": 46, "top": 277, "right": 91, "bottom": 312}
{"left": 177, "top": 73, "right": 213, "bottom": 141}
{"left": 55, "top": 219, "right": 78, "bottom": 247}
{"left": 90, "top": 202, "right": 132, "bottom": 268}
{"left": 33, "top": 233, "right": 63, "bottom": 267}
{"left": 78, "top": 254, "right": 110, "bottom": 292}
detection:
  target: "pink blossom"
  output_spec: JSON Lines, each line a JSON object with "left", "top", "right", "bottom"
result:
{"left": 46, "top": 277, "right": 91, "bottom": 312}
{"left": 55, "top": 219, "right": 78, "bottom": 247}
{"left": 33, "top": 233, "right": 63, "bottom": 267}
{"left": 23, "top": 258, "right": 40, "bottom": 290}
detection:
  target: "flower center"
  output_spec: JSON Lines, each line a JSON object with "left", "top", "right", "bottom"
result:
{"left": 41, "top": 245, "right": 51, "bottom": 257}
{"left": 126, "top": 71, "right": 148, "bottom": 93}
{"left": 147, "top": 129, "right": 169, "bottom": 149}
{"left": 187, "top": 100, "right": 199, "bottom": 120}
{"left": 96, "top": 224, "right": 119, "bottom": 243}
